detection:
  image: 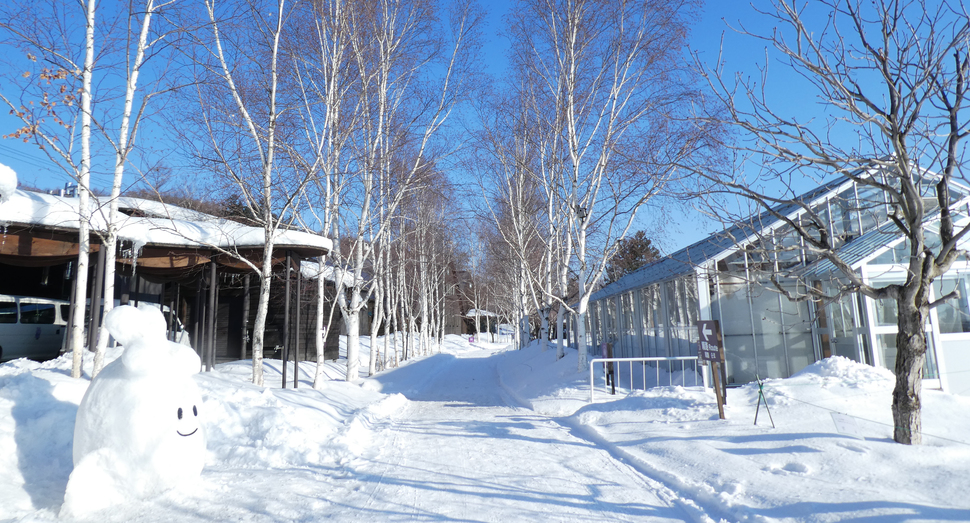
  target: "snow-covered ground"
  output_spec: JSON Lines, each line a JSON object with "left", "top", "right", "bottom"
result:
{"left": 2, "top": 336, "right": 969, "bottom": 522}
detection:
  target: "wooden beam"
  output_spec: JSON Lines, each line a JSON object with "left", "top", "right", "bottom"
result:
{"left": 0, "top": 230, "right": 100, "bottom": 257}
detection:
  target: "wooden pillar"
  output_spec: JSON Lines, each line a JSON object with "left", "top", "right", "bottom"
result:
{"left": 87, "top": 242, "right": 106, "bottom": 351}
{"left": 133, "top": 269, "right": 141, "bottom": 307}
{"left": 282, "top": 250, "right": 291, "bottom": 389}
{"left": 242, "top": 273, "right": 251, "bottom": 360}
{"left": 294, "top": 253, "right": 301, "bottom": 389}
{"left": 64, "top": 261, "right": 78, "bottom": 354}
{"left": 206, "top": 261, "right": 217, "bottom": 372}
{"left": 192, "top": 273, "right": 203, "bottom": 357}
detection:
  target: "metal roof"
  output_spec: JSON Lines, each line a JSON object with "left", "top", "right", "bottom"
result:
{"left": 588, "top": 164, "right": 965, "bottom": 302}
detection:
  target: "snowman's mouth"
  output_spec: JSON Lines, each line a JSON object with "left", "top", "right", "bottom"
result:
{"left": 177, "top": 428, "right": 198, "bottom": 437}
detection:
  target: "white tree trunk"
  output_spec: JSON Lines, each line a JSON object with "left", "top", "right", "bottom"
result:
{"left": 313, "top": 270, "right": 327, "bottom": 389}
{"left": 93, "top": 0, "right": 159, "bottom": 377}
{"left": 70, "top": 0, "right": 97, "bottom": 379}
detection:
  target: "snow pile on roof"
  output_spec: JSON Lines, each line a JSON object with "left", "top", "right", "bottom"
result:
{"left": 300, "top": 260, "right": 364, "bottom": 286}
{"left": 0, "top": 163, "right": 16, "bottom": 204}
{"left": 0, "top": 189, "right": 332, "bottom": 253}
{"left": 465, "top": 309, "right": 498, "bottom": 317}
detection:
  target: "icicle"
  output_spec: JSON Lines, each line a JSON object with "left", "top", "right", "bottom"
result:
{"left": 131, "top": 241, "right": 144, "bottom": 283}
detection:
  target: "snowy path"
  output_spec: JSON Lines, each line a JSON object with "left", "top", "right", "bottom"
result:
{"left": 333, "top": 348, "right": 689, "bottom": 522}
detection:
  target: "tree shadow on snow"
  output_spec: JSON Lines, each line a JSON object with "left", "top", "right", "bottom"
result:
{"left": 759, "top": 500, "right": 970, "bottom": 522}
{"left": 7, "top": 373, "right": 77, "bottom": 511}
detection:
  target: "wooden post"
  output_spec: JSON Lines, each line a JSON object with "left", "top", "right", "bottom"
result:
{"left": 242, "top": 273, "right": 251, "bottom": 360}
{"left": 697, "top": 320, "right": 726, "bottom": 420}
{"left": 294, "top": 253, "right": 301, "bottom": 389}
{"left": 192, "top": 273, "right": 203, "bottom": 357}
{"left": 711, "top": 360, "right": 725, "bottom": 420}
{"left": 63, "top": 261, "right": 78, "bottom": 354}
{"left": 206, "top": 261, "right": 217, "bottom": 372}
{"left": 87, "top": 241, "right": 105, "bottom": 351}
{"left": 282, "top": 250, "right": 291, "bottom": 389}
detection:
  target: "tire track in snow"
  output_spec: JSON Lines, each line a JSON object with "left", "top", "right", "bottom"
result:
{"left": 496, "top": 366, "right": 726, "bottom": 523}
{"left": 338, "top": 349, "right": 693, "bottom": 522}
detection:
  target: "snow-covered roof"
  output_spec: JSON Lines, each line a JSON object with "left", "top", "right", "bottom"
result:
{"left": 0, "top": 164, "right": 15, "bottom": 205}
{"left": 299, "top": 260, "right": 366, "bottom": 287}
{"left": 465, "top": 309, "right": 498, "bottom": 317}
{"left": 0, "top": 189, "right": 332, "bottom": 254}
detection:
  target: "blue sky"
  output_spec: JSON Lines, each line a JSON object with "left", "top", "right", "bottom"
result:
{"left": 0, "top": 1, "right": 843, "bottom": 252}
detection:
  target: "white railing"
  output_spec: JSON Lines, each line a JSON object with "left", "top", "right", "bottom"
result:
{"left": 589, "top": 356, "right": 704, "bottom": 402}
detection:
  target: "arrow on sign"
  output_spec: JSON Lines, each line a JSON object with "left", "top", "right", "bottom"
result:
{"left": 701, "top": 323, "right": 714, "bottom": 344}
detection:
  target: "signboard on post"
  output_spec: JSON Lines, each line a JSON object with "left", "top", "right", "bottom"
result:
{"left": 697, "top": 320, "right": 726, "bottom": 419}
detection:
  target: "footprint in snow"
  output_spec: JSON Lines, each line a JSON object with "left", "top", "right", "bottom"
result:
{"left": 765, "top": 462, "right": 811, "bottom": 475}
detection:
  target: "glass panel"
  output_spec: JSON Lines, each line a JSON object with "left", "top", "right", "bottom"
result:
{"left": 874, "top": 297, "right": 898, "bottom": 327}
{"left": 640, "top": 284, "right": 664, "bottom": 357}
{"left": 876, "top": 333, "right": 939, "bottom": 379}
{"left": 19, "top": 302, "right": 56, "bottom": 324}
{"left": 832, "top": 188, "right": 862, "bottom": 241}
{"left": 620, "top": 291, "right": 637, "bottom": 358}
{"left": 933, "top": 277, "right": 970, "bottom": 333}
{"left": 605, "top": 297, "right": 617, "bottom": 344}
{"left": 0, "top": 301, "right": 17, "bottom": 324}
{"left": 774, "top": 225, "right": 802, "bottom": 268}
{"left": 805, "top": 202, "right": 830, "bottom": 244}
{"left": 856, "top": 184, "right": 888, "bottom": 232}
{"left": 716, "top": 275, "right": 757, "bottom": 384}
{"left": 780, "top": 284, "right": 817, "bottom": 375}
{"left": 750, "top": 284, "right": 788, "bottom": 378}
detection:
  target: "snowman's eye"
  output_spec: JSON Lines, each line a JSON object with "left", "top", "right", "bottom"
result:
{"left": 193, "top": 405, "right": 198, "bottom": 417}
{"left": 177, "top": 407, "right": 183, "bottom": 420}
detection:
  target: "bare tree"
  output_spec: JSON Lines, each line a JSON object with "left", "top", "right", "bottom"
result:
{"left": 190, "top": 0, "right": 314, "bottom": 386}
{"left": 694, "top": 0, "right": 970, "bottom": 444}
{"left": 331, "top": 0, "right": 482, "bottom": 381}
{"left": 1, "top": 0, "right": 108, "bottom": 378}
{"left": 499, "top": 0, "right": 708, "bottom": 369}
{"left": 91, "top": 0, "right": 182, "bottom": 376}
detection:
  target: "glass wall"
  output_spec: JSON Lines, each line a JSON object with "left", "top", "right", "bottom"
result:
{"left": 666, "top": 277, "right": 698, "bottom": 357}
{"left": 619, "top": 291, "right": 638, "bottom": 358}
{"left": 640, "top": 284, "right": 664, "bottom": 357}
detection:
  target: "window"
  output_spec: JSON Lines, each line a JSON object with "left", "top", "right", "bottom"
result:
{"left": 934, "top": 277, "right": 970, "bottom": 334}
{"left": 20, "top": 303, "right": 56, "bottom": 324}
{"left": 0, "top": 301, "right": 16, "bottom": 324}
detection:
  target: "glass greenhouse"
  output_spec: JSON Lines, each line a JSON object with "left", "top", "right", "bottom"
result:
{"left": 587, "top": 169, "right": 970, "bottom": 395}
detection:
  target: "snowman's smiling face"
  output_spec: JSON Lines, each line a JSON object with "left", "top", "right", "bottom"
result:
{"left": 175, "top": 404, "right": 200, "bottom": 437}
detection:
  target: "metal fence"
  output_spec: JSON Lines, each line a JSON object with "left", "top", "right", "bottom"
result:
{"left": 588, "top": 356, "right": 705, "bottom": 402}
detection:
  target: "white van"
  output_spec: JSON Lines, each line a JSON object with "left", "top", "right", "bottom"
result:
{"left": 0, "top": 295, "right": 70, "bottom": 362}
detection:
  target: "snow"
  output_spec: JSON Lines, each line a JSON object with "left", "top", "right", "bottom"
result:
{"left": 2, "top": 337, "right": 969, "bottom": 522}
{"left": 0, "top": 162, "right": 16, "bottom": 204}
{"left": 465, "top": 308, "right": 498, "bottom": 317}
{"left": 0, "top": 189, "right": 332, "bottom": 253}
{"left": 64, "top": 306, "right": 205, "bottom": 517}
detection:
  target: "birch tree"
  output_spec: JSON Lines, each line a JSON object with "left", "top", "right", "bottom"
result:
{"left": 1, "top": 0, "right": 104, "bottom": 378}
{"left": 91, "top": 0, "right": 181, "bottom": 376}
{"left": 501, "top": 0, "right": 709, "bottom": 368}
{"left": 191, "top": 0, "right": 306, "bottom": 386}
{"left": 694, "top": 0, "right": 970, "bottom": 444}
{"left": 332, "top": 0, "right": 482, "bottom": 381}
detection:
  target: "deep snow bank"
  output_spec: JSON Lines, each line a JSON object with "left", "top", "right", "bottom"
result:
{"left": 0, "top": 344, "right": 408, "bottom": 521}
{"left": 497, "top": 343, "right": 970, "bottom": 522}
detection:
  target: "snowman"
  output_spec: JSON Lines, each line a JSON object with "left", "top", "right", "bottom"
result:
{"left": 62, "top": 305, "right": 206, "bottom": 516}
